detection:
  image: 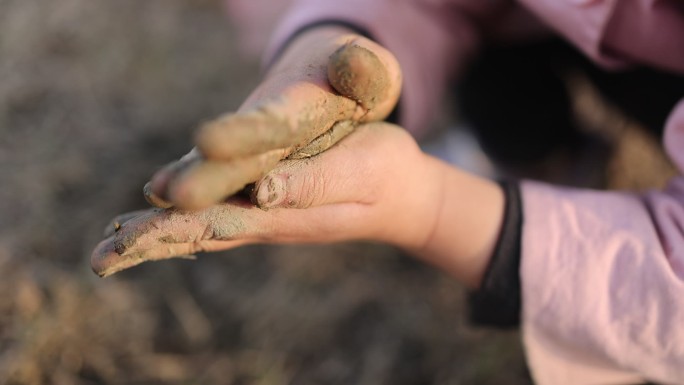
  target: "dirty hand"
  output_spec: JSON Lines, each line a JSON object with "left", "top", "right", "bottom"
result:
{"left": 92, "top": 122, "right": 444, "bottom": 278}
{"left": 146, "top": 26, "right": 402, "bottom": 210}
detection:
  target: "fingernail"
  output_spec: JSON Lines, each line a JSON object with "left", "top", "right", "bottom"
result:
{"left": 143, "top": 181, "right": 174, "bottom": 209}
{"left": 256, "top": 174, "right": 285, "bottom": 208}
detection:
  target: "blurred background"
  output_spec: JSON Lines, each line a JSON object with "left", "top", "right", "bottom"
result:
{"left": 0, "top": 0, "right": 676, "bottom": 384}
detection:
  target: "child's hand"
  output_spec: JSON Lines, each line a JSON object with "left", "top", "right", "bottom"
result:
{"left": 146, "top": 27, "right": 402, "bottom": 210}
{"left": 92, "top": 122, "right": 443, "bottom": 278}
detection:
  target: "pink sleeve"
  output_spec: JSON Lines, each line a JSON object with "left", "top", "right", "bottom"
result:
{"left": 511, "top": 2, "right": 684, "bottom": 380}
{"left": 520, "top": 101, "right": 684, "bottom": 384}
{"left": 263, "top": 0, "right": 486, "bottom": 137}
{"left": 517, "top": 0, "right": 625, "bottom": 68}
{"left": 603, "top": 0, "right": 684, "bottom": 73}
{"left": 519, "top": 0, "right": 684, "bottom": 72}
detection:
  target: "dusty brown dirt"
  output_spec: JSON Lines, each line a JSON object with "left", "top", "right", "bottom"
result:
{"left": 0, "top": 0, "right": 673, "bottom": 384}
{"left": 288, "top": 120, "right": 356, "bottom": 160}
{"left": 328, "top": 43, "right": 390, "bottom": 111}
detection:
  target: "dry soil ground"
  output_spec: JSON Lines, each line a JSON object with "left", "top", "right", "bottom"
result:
{"left": 0, "top": 1, "right": 674, "bottom": 384}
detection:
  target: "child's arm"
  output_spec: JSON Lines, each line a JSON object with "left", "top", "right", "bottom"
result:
{"left": 516, "top": 104, "right": 684, "bottom": 385}
{"left": 92, "top": 122, "right": 505, "bottom": 290}
{"left": 92, "top": 109, "right": 684, "bottom": 384}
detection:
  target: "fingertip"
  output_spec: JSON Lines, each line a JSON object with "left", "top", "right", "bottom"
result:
{"left": 144, "top": 181, "right": 174, "bottom": 209}
{"left": 166, "top": 162, "right": 230, "bottom": 210}
{"left": 195, "top": 117, "right": 227, "bottom": 159}
{"left": 327, "top": 37, "right": 401, "bottom": 122}
{"left": 254, "top": 174, "right": 287, "bottom": 209}
{"left": 328, "top": 42, "right": 390, "bottom": 110}
{"left": 149, "top": 168, "right": 173, "bottom": 200}
{"left": 170, "top": 151, "right": 285, "bottom": 210}
{"left": 167, "top": 177, "right": 213, "bottom": 211}
{"left": 90, "top": 238, "right": 134, "bottom": 278}
{"left": 149, "top": 155, "right": 201, "bottom": 207}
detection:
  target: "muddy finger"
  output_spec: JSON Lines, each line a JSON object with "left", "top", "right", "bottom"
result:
{"left": 196, "top": 35, "right": 400, "bottom": 162}
{"left": 91, "top": 238, "right": 196, "bottom": 278}
{"left": 288, "top": 120, "right": 356, "bottom": 159}
{"left": 147, "top": 149, "right": 202, "bottom": 206}
{"left": 91, "top": 205, "right": 259, "bottom": 277}
{"left": 168, "top": 149, "right": 285, "bottom": 210}
{"left": 195, "top": 108, "right": 299, "bottom": 161}
{"left": 196, "top": 81, "right": 361, "bottom": 161}
{"left": 327, "top": 39, "right": 401, "bottom": 122}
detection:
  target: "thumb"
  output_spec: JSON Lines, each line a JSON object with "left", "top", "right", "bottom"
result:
{"left": 253, "top": 153, "right": 370, "bottom": 210}
{"left": 327, "top": 36, "right": 401, "bottom": 122}
{"left": 253, "top": 125, "right": 384, "bottom": 209}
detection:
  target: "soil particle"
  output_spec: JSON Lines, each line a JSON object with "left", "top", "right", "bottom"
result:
{"left": 114, "top": 232, "right": 139, "bottom": 255}
{"left": 113, "top": 242, "right": 126, "bottom": 256}
{"left": 158, "top": 235, "right": 176, "bottom": 243}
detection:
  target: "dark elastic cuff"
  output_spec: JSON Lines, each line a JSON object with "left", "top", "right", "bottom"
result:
{"left": 265, "top": 19, "right": 374, "bottom": 71}
{"left": 467, "top": 180, "right": 523, "bottom": 328}
{"left": 265, "top": 19, "right": 401, "bottom": 125}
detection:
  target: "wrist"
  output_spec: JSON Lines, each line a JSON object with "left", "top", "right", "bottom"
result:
{"left": 411, "top": 157, "right": 506, "bottom": 289}
{"left": 371, "top": 149, "right": 445, "bottom": 253}
{"left": 265, "top": 26, "right": 363, "bottom": 79}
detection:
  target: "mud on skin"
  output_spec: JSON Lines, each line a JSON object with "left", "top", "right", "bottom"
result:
{"left": 146, "top": 41, "right": 395, "bottom": 212}
{"left": 94, "top": 41, "right": 398, "bottom": 276}
{"left": 328, "top": 43, "right": 390, "bottom": 111}
{"left": 92, "top": 205, "right": 253, "bottom": 277}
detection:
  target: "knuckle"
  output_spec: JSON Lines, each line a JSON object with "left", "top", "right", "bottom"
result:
{"left": 296, "top": 169, "right": 327, "bottom": 208}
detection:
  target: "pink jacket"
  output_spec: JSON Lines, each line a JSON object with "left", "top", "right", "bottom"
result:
{"left": 265, "top": 0, "right": 684, "bottom": 383}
